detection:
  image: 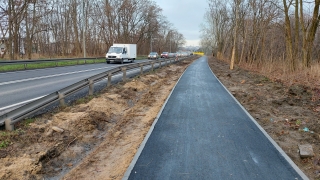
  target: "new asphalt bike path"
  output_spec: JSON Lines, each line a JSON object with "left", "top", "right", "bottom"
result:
{"left": 123, "top": 56, "right": 308, "bottom": 180}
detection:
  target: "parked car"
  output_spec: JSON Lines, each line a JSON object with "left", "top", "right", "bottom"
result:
{"left": 161, "top": 52, "right": 169, "bottom": 58}
{"left": 148, "top": 52, "right": 159, "bottom": 59}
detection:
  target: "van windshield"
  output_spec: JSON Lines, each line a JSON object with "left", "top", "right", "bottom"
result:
{"left": 108, "top": 47, "right": 123, "bottom": 53}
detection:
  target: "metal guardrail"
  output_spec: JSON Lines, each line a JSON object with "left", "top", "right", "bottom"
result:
{"left": 0, "top": 57, "right": 191, "bottom": 131}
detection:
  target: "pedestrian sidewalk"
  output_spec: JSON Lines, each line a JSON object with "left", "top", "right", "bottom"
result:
{"left": 123, "top": 56, "right": 308, "bottom": 180}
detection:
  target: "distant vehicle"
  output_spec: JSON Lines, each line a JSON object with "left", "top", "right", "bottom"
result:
{"left": 168, "top": 53, "right": 175, "bottom": 58}
{"left": 161, "top": 52, "right": 169, "bottom": 58}
{"left": 148, "top": 52, "right": 159, "bottom": 59}
{"left": 106, "top": 44, "right": 137, "bottom": 64}
{"left": 181, "top": 52, "right": 188, "bottom": 57}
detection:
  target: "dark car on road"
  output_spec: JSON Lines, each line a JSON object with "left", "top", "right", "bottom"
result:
{"left": 148, "top": 52, "right": 160, "bottom": 59}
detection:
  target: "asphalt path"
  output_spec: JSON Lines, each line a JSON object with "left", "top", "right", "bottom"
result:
{"left": 124, "top": 56, "right": 308, "bottom": 180}
{"left": 0, "top": 60, "right": 152, "bottom": 113}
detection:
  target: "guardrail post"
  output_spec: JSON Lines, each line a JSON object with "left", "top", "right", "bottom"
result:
{"left": 107, "top": 72, "right": 112, "bottom": 87}
{"left": 151, "top": 62, "right": 154, "bottom": 71}
{"left": 24, "top": 64, "right": 27, "bottom": 70}
{"left": 140, "top": 64, "right": 143, "bottom": 75}
{"left": 56, "top": 62, "right": 58, "bottom": 67}
{"left": 58, "top": 91, "right": 65, "bottom": 106}
{"left": 89, "top": 79, "right": 94, "bottom": 95}
{"left": 122, "top": 67, "right": 127, "bottom": 81}
{"left": 5, "top": 119, "right": 14, "bottom": 131}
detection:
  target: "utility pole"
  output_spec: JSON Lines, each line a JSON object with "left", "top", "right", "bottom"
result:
{"left": 82, "top": 0, "right": 86, "bottom": 58}
{"left": 150, "top": 34, "right": 152, "bottom": 52}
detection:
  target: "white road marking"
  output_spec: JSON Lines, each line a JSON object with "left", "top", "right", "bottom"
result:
{"left": 0, "top": 95, "right": 46, "bottom": 111}
{"left": 0, "top": 67, "right": 111, "bottom": 86}
{"left": 0, "top": 64, "right": 144, "bottom": 112}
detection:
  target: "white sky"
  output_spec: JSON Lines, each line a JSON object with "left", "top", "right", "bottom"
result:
{"left": 155, "top": 0, "right": 209, "bottom": 46}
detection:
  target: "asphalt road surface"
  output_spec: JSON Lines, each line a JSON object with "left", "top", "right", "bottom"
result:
{"left": 124, "top": 56, "right": 308, "bottom": 180}
{"left": 0, "top": 60, "right": 153, "bottom": 114}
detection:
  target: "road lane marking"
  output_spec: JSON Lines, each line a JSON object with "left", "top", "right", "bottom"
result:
{"left": 0, "top": 95, "right": 46, "bottom": 111}
{"left": 0, "top": 67, "right": 111, "bottom": 86}
{"left": 0, "top": 65, "right": 149, "bottom": 113}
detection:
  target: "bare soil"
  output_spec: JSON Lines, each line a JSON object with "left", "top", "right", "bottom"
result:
{"left": 0, "top": 56, "right": 319, "bottom": 179}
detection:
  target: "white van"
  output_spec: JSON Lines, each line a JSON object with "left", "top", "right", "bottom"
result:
{"left": 106, "top": 44, "right": 137, "bottom": 64}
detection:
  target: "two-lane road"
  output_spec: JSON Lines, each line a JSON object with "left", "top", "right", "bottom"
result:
{"left": 0, "top": 60, "right": 150, "bottom": 114}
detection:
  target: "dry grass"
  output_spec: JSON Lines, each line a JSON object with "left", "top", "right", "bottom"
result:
{"left": 217, "top": 55, "right": 320, "bottom": 102}
{"left": 222, "top": 58, "right": 320, "bottom": 96}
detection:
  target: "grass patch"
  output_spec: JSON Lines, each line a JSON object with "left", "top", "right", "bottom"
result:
{"left": 74, "top": 95, "right": 95, "bottom": 105}
{"left": 0, "top": 64, "right": 26, "bottom": 71}
{"left": 137, "top": 55, "right": 147, "bottom": 60}
{"left": 0, "top": 58, "right": 106, "bottom": 72}
{"left": 23, "top": 118, "right": 36, "bottom": 127}
{"left": 0, "top": 57, "right": 149, "bottom": 72}
{"left": 0, "top": 131, "right": 12, "bottom": 149}
{"left": 0, "top": 140, "right": 10, "bottom": 148}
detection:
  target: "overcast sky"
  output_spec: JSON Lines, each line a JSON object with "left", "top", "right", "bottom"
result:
{"left": 155, "top": 0, "right": 209, "bottom": 47}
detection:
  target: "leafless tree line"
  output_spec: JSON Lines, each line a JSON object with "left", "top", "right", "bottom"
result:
{"left": 0, "top": 0, "right": 186, "bottom": 60}
{"left": 201, "top": 0, "right": 320, "bottom": 71}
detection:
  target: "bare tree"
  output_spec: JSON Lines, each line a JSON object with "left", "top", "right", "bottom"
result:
{"left": 230, "top": 0, "right": 241, "bottom": 70}
{"left": 0, "top": 0, "right": 185, "bottom": 59}
{"left": 300, "top": 0, "right": 320, "bottom": 67}
{"left": 206, "top": 0, "right": 231, "bottom": 59}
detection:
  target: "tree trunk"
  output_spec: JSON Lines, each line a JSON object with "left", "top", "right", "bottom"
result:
{"left": 304, "top": 0, "right": 320, "bottom": 67}
{"left": 8, "top": 0, "right": 13, "bottom": 60}
{"left": 283, "top": 0, "right": 294, "bottom": 71}
{"left": 294, "top": 0, "right": 299, "bottom": 68}
{"left": 239, "top": 21, "right": 248, "bottom": 65}
{"left": 71, "top": 0, "right": 81, "bottom": 55}
{"left": 25, "top": 10, "right": 31, "bottom": 59}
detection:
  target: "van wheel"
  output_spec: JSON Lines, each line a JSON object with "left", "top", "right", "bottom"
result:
{"left": 121, "top": 59, "right": 124, "bottom": 64}
{"left": 107, "top": 60, "right": 110, "bottom": 64}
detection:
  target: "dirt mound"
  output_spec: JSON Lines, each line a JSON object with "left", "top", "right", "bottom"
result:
{"left": 123, "top": 79, "right": 147, "bottom": 91}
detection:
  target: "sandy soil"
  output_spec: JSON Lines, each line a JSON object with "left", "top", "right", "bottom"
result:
{"left": 0, "top": 56, "right": 319, "bottom": 179}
